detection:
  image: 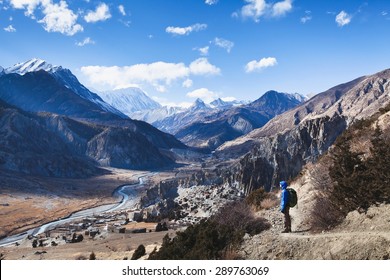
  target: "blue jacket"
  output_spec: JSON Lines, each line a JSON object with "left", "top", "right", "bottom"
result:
{"left": 280, "top": 183, "right": 289, "bottom": 212}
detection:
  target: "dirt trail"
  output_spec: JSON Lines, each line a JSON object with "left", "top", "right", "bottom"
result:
{"left": 241, "top": 177, "right": 390, "bottom": 260}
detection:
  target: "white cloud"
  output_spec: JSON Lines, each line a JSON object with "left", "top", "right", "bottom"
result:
{"left": 245, "top": 57, "right": 277, "bottom": 73}
{"left": 76, "top": 37, "right": 95, "bottom": 47}
{"left": 205, "top": 0, "right": 218, "bottom": 5}
{"left": 182, "top": 79, "right": 193, "bottom": 88}
{"left": 80, "top": 58, "right": 220, "bottom": 91}
{"left": 300, "top": 10, "right": 312, "bottom": 23}
{"left": 4, "top": 24, "right": 16, "bottom": 32}
{"left": 38, "top": 1, "right": 83, "bottom": 36}
{"left": 336, "top": 11, "right": 352, "bottom": 27}
{"left": 271, "top": 0, "right": 293, "bottom": 17}
{"left": 381, "top": 11, "right": 388, "bottom": 16}
{"left": 9, "top": 0, "right": 41, "bottom": 17}
{"left": 241, "top": 0, "right": 267, "bottom": 22}
{"left": 84, "top": 3, "right": 111, "bottom": 23}
{"left": 166, "top": 23, "right": 207, "bottom": 36}
{"left": 118, "top": 4, "right": 126, "bottom": 16}
{"left": 213, "top": 37, "right": 234, "bottom": 53}
{"left": 194, "top": 46, "right": 209, "bottom": 56}
{"left": 189, "top": 58, "right": 221, "bottom": 76}
{"left": 186, "top": 88, "right": 219, "bottom": 103}
{"left": 300, "top": 15, "right": 311, "bottom": 23}
{"left": 239, "top": 0, "right": 293, "bottom": 22}
{"left": 9, "top": 0, "right": 83, "bottom": 36}
{"left": 120, "top": 19, "right": 131, "bottom": 27}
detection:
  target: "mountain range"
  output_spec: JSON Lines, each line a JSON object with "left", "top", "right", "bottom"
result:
{"left": 219, "top": 69, "right": 390, "bottom": 192}
{"left": 0, "top": 59, "right": 186, "bottom": 176}
{"left": 98, "top": 85, "right": 306, "bottom": 151}
{"left": 1, "top": 58, "right": 389, "bottom": 189}
{"left": 173, "top": 91, "right": 305, "bottom": 150}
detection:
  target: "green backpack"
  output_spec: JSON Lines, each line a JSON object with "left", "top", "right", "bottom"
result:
{"left": 287, "top": 188, "right": 298, "bottom": 208}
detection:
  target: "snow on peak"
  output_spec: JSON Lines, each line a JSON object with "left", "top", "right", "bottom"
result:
{"left": 6, "top": 58, "right": 61, "bottom": 75}
{"left": 97, "top": 87, "right": 162, "bottom": 115}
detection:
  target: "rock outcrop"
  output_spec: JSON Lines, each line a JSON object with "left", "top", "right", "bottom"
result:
{"left": 217, "top": 69, "right": 390, "bottom": 192}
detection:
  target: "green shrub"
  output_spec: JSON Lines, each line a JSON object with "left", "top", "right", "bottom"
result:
{"left": 148, "top": 201, "right": 270, "bottom": 260}
{"left": 329, "top": 127, "right": 390, "bottom": 215}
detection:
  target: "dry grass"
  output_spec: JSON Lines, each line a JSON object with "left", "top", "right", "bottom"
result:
{"left": 0, "top": 168, "right": 148, "bottom": 237}
{"left": 260, "top": 198, "right": 278, "bottom": 209}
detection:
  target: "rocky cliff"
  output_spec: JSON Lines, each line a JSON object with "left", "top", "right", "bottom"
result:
{"left": 217, "top": 69, "right": 390, "bottom": 192}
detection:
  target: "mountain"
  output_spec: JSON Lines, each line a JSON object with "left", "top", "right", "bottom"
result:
{"left": 173, "top": 91, "right": 305, "bottom": 150}
{"left": 210, "top": 98, "right": 248, "bottom": 108}
{"left": 217, "top": 69, "right": 390, "bottom": 192}
{"left": 0, "top": 99, "right": 102, "bottom": 177}
{"left": 0, "top": 66, "right": 4, "bottom": 76}
{"left": 5, "top": 58, "right": 126, "bottom": 119}
{"left": 131, "top": 105, "right": 184, "bottom": 124}
{"left": 0, "top": 59, "right": 189, "bottom": 173}
{"left": 0, "top": 70, "right": 123, "bottom": 121}
{"left": 152, "top": 98, "right": 216, "bottom": 134}
{"left": 210, "top": 98, "right": 231, "bottom": 108}
{"left": 131, "top": 98, "right": 245, "bottom": 125}
{"left": 0, "top": 98, "right": 180, "bottom": 176}
{"left": 247, "top": 90, "right": 306, "bottom": 116}
{"left": 6, "top": 58, "right": 59, "bottom": 74}
{"left": 97, "top": 87, "right": 161, "bottom": 116}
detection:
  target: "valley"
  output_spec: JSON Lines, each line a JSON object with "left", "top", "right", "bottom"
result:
{"left": 1, "top": 58, "right": 390, "bottom": 260}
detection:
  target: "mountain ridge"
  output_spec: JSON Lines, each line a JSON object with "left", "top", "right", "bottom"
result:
{"left": 217, "top": 68, "right": 390, "bottom": 192}
{"left": 172, "top": 91, "right": 305, "bottom": 150}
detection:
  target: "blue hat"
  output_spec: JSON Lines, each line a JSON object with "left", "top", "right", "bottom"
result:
{"left": 280, "top": 181, "right": 288, "bottom": 189}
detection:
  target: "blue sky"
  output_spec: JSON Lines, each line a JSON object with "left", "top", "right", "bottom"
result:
{"left": 1, "top": 0, "right": 390, "bottom": 106}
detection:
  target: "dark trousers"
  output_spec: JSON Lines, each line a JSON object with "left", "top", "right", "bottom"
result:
{"left": 282, "top": 207, "right": 291, "bottom": 231}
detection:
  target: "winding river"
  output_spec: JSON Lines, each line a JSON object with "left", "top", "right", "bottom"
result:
{"left": 0, "top": 174, "right": 149, "bottom": 247}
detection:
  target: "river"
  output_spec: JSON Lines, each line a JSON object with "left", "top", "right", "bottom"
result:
{"left": 0, "top": 174, "right": 149, "bottom": 247}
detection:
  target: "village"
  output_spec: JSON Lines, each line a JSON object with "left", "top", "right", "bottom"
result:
{"left": 0, "top": 179, "right": 245, "bottom": 260}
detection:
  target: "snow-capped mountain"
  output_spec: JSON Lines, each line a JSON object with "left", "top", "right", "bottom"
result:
{"left": 152, "top": 98, "right": 217, "bottom": 134}
{"left": 173, "top": 90, "right": 305, "bottom": 150}
{"left": 131, "top": 105, "right": 185, "bottom": 124}
{"left": 97, "top": 87, "right": 161, "bottom": 117}
{"left": 5, "top": 58, "right": 125, "bottom": 118}
{"left": 0, "top": 59, "right": 189, "bottom": 172}
{"left": 210, "top": 98, "right": 231, "bottom": 108}
{"left": 189, "top": 98, "right": 211, "bottom": 111}
{"left": 6, "top": 58, "right": 61, "bottom": 74}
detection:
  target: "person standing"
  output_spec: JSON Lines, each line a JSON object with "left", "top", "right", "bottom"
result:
{"left": 280, "top": 181, "right": 291, "bottom": 233}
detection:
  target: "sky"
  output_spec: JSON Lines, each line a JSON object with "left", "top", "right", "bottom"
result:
{"left": 1, "top": 0, "right": 390, "bottom": 107}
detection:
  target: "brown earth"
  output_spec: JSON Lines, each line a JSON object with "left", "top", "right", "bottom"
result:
{"left": 0, "top": 168, "right": 177, "bottom": 238}
{"left": 0, "top": 226, "right": 176, "bottom": 260}
{"left": 240, "top": 172, "right": 390, "bottom": 260}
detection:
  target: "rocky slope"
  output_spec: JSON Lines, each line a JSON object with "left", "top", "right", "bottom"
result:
{"left": 172, "top": 91, "right": 304, "bottom": 150}
{"left": 5, "top": 58, "right": 126, "bottom": 119}
{"left": 217, "top": 69, "right": 390, "bottom": 192}
{"left": 0, "top": 100, "right": 179, "bottom": 176}
{"left": 0, "top": 59, "right": 191, "bottom": 173}
{"left": 0, "top": 100, "right": 101, "bottom": 177}
{"left": 0, "top": 70, "right": 123, "bottom": 121}
{"left": 240, "top": 107, "right": 390, "bottom": 259}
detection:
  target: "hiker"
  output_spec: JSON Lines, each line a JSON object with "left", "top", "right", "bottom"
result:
{"left": 280, "top": 181, "right": 291, "bottom": 233}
